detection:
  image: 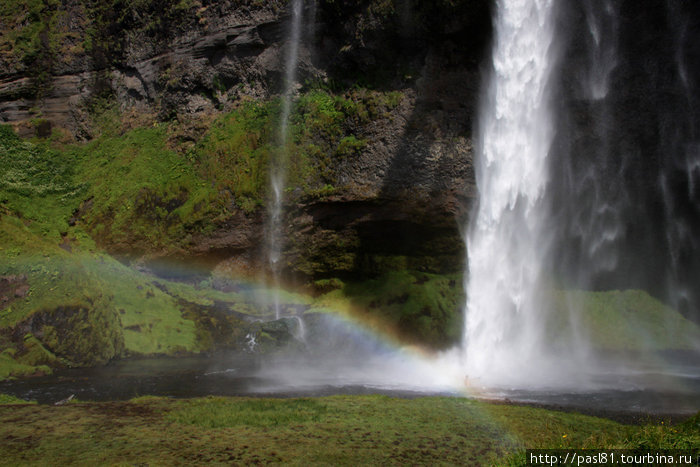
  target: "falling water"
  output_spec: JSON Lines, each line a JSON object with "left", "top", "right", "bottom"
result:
{"left": 267, "top": 0, "right": 304, "bottom": 319}
{"left": 463, "top": 0, "right": 562, "bottom": 387}
{"left": 550, "top": 0, "right": 620, "bottom": 355}
{"left": 580, "top": 0, "right": 618, "bottom": 101}
{"left": 659, "top": 0, "right": 700, "bottom": 319}
{"left": 462, "top": 0, "right": 700, "bottom": 389}
{"left": 551, "top": 0, "right": 700, "bottom": 319}
{"left": 291, "top": 315, "right": 307, "bottom": 345}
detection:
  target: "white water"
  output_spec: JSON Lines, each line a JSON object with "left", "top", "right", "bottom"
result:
{"left": 463, "top": 0, "right": 565, "bottom": 387}
{"left": 267, "top": 0, "right": 304, "bottom": 319}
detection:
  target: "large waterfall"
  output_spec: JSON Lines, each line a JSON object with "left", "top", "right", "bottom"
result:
{"left": 463, "top": 0, "right": 700, "bottom": 389}
{"left": 463, "top": 0, "right": 562, "bottom": 386}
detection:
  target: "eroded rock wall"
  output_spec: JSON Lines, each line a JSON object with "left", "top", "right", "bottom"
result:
{"left": 0, "top": 0, "right": 491, "bottom": 283}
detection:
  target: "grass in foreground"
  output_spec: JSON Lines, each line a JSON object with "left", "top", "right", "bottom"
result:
{"left": 0, "top": 395, "right": 696, "bottom": 466}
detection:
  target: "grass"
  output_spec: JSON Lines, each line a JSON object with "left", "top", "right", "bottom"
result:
{"left": 0, "top": 121, "right": 263, "bottom": 376}
{"left": 190, "top": 88, "right": 404, "bottom": 210}
{"left": 0, "top": 125, "right": 85, "bottom": 244}
{"left": 1, "top": 119, "right": 697, "bottom": 376}
{"left": 170, "top": 397, "right": 328, "bottom": 428}
{"left": 0, "top": 394, "right": 695, "bottom": 465}
{"left": 0, "top": 249, "right": 283, "bottom": 376}
{"left": 2, "top": 89, "right": 699, "bottom": 383}
{"left": 0, "top": 352, "right": 48, "bottom": 380}
{"left": 68, "top": 123, "right": 220, "bottom": 254}
{"left": 0, "top": 87, "right": 405, "bottom": 254}
{"left": 0, "top": 83, "right": 407, "bottom": 258}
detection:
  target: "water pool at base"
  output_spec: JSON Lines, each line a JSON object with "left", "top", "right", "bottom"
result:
{"left": 1, "top": 354, "right": 697, "bottom": 421}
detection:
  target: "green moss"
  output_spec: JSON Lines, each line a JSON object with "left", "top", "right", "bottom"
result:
{"left": 69, "top": 124, "right": 220, "bottom": 253}
{"left": 189, "top": 89, "right": 399, "bottom": 207}
{"left": 0, "top": 352, "right": 47, "bottom": 380}
{"left": 289, "top": 88, "right": 404, "bottom": 192}
{"left": 312, "top": 277, "right": 344, "bottom": 294}
{"left": 290, "top": 230, "right": 360, "bottom": 277}
{"left": 0, "top": 0, "right": 64, "bottom": 93}
{"left": 1, "top": 82, "right": 407, "bottom": 259}
{"left": 84, "top": 258, "right": 198, "bottom": 355}
{"left": 1, "top": 84, "right": 417, "bottom": 367}
{"left": 0, "top": 248, "right": 290, "bottom": 373}
{"left": 17, "top": 334, "right": 58, "bottom": 367}
{"left": 0, "top": 125, "right": 86, "bottom": 244}
{"left": 193, "top": 100, "right": 276, "bottom": 206}
{"left": 335, "top": 135, "right": 367, "bottom": 158}
{"left": 322, "top": 270, "right": 464, "bottom": 348}
{"left": 0, "top": 254, "right": 190, "bottom": 370}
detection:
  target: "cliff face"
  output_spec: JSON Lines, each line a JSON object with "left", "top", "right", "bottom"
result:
{"left": 0, "top": 1, "right": 290, "bottom": 137}
{"left": 0, "top": 0, "right": 491, "bottom": 282}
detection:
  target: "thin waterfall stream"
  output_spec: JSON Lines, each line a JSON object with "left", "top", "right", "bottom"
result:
{"left": 267, "top": 0, "right": 304, "bottom": 319}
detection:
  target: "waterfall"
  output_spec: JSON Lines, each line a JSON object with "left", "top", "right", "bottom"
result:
{"left": 463, "top": 0, "right": 562, "bottom": 386}
{"left": 581, "top": 0, "right": 618, "bottom": 101}
{"left": 551, "top": 0, "right": 700, "bottom": 318}
{"left": 462, "top": 0, "right": 700, "bottom": 389}
{"left": 551, "top": 0, "right": 622, "bottom": 290}
{"left": 659, "top": 0, "right": 700, "bottom": 319}
{"left": 266, "top": 0, "right": 304, "bottom": 319}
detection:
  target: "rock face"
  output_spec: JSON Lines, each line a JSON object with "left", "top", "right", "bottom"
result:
{"left": 0, "top": 1, "right": 290, "bottom": 138}
{"left": 0, "top": 0, "right": 491, "bottom": 281}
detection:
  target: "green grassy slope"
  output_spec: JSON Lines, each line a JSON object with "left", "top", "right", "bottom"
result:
{"left": 549, "top": 289, "right": 700, "bottom": 352}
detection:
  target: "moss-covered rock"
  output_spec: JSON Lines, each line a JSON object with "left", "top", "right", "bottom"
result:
{"left": 16, "top": 299, "right": 125, "bottom": 366}
{"left": 16, "top": 333, "right": 59, "bottom": 367}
